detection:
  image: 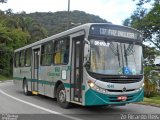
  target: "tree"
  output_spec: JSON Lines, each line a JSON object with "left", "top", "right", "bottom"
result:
{"left": 0, "top": 0, "right": 7, "bottom": 3}
{"left": 23, "top": 17, "right": 48, "bottom": 43}
{"left": 124, "top": 0, "right": 160, "bottom": 97}
{"left": 143, "top": 45, "right": 159, "bottom": 65}
{"left": 144, "top": 66, "right": 157, "bottom": 97}
{"left": 123, "top": 0, "right": 160, "bottom": 50}
{"left": 23, "top": 11, "right": 107, "bottom": 36}
{"left": 0, "top": 10, "right": 29, "bottom": 76}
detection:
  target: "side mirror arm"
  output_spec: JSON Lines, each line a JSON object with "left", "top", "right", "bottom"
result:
{"left": 83, "top": 39, "right": 90, "bottom": 66}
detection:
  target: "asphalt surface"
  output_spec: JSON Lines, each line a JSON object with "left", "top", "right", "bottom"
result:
{"left": 0, "top": 81, "right": 160, "bottom": 120}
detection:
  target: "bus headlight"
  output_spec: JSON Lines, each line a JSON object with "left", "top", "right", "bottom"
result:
{"left": 139, "top": 83, "right": 144, "bottom": 91}
{"left": 87, "top": 80, "right": 108, "bottom": 93}
{"left": 136, "top": 83, "right": 144, "bottom": 92}
{"left": 88, "top": 80, "right": 95, "bottom": 88}
{"left": 142, "top": 83, "right": 145, "bottom": 87}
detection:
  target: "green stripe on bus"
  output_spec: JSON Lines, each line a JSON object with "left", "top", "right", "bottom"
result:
{"left": 13, "top": 77, "right": 23, "bottom": 80}
{"left": 13, "top": 77, "right": 85, "bottom": 90}
{"left": 64, "top": 83, "right": 73, "bottom": 88}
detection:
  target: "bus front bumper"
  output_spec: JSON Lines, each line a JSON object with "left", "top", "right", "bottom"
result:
{"left": 85, "top": 89, "right": 144, "bottom": 106}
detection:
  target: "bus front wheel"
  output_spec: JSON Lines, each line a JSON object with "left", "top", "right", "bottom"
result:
{"left": 57, "top": 84, "right": 70, "bottom": 108}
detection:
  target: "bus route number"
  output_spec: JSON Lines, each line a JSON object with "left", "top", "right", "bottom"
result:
{"left": 107, "top": 84, "right": 114, "bottom": 88}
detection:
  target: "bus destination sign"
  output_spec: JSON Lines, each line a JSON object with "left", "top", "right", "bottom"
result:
{"left": 90, "top": 25, "right": 141, "bottom": 40}
{"left": 100, "top": 28, "right": 137, "bottom": 39}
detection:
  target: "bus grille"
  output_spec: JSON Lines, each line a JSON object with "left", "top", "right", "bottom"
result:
{"left": 106, "top": 89, "right": 136, "bottom": 92}
{"left": 88, "top": 71, "right": 143, "bottom": 84}
{"left": 100, "top": 77, "right": 142, "bottom": 84}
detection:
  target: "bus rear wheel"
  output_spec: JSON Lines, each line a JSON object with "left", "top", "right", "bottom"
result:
{"left": 57, "top": 84, "right": 70, "bottom": 108}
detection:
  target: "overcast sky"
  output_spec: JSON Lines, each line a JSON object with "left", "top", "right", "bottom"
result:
{"left": 0, "top": 0, "right": 138, "bottom": 25}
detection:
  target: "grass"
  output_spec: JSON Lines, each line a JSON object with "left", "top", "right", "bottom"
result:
{"left": 139, "top": 95, "right": 160, "bottom": 107}
{"left": 0, "top": 75, "right": 12, "bottom": 81}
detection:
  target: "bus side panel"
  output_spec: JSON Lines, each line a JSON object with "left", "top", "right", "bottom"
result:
{"left": 41, "top": 65, "right": 71, "bottom": 99}
{"left": 24, "top": 67, "right": 32, "bottom": 91}
{"left": 13, "top": 68, "right": 22, "bottom": 90}
{"left": 37, "top": 65, "right": 71, "bottom": 100}
{"left": 38, "top": 66, "right": 54, "bottom": 97}
{"left": 13, "top": 67, "right": 32, "bottom": 91}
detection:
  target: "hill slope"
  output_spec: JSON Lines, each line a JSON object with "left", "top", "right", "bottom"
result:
{"left": 23, "top": 10, "right": 108, "bottom": 36}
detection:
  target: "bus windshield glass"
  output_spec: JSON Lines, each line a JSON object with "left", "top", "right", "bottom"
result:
{"left": 88, "top": 39, "right": 142, "bottom": 75}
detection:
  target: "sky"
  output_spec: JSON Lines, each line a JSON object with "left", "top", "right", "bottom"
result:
{"left": 0, "top": 0, "right": 138, "bottom": 25}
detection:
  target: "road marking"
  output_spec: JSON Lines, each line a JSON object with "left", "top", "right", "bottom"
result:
{"left": 0, "top": 89, "right": 82, "bottom": 120}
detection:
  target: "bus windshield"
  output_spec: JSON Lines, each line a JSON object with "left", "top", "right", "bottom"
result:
{"left": 87, "top": 39, "right": 142, "bottom": 75}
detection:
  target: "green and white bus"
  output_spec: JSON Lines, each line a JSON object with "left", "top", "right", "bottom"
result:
{"left": 13, "top": 23, "right": 144, "bottom": 108}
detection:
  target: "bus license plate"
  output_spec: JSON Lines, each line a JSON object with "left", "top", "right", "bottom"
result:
{"left": 117, "top": 96, "right": 127, "bottom": 101}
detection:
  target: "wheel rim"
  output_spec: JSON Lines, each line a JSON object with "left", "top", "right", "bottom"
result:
{"left": 59, "top": 90, "right": 66, "bottom": 103}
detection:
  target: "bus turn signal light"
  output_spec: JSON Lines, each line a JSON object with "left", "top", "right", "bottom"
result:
{"left": 88, "top": 80, "right": 95, "bottom": 88}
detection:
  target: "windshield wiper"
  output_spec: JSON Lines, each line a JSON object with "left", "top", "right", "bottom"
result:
{"left": 109, "top": 42, "right": 118, "bottom": 55}
{"left": 109, "top": 42, "right": 121, "bottom": 67}
{"left": 124, "top": 44, "right": 128, "bottom": 66}
{"left": 126, "top": 44, "right": 134, "bottom": 55}
{"left": 127, "top": 44, "right": 137, "bottom": 68}
{"left": 117, "top": 44, "right": 120, "bottom": 67}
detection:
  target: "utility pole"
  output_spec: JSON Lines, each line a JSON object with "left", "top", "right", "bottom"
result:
{"left": 67, "top": 0, "right": 70, "bottom": 29}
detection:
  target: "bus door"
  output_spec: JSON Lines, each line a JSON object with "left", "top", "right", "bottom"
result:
{"left": 71, "top": 35, "right": 84, "bottom": 103}
{"left": 32, "top": 48, "right": 40, "bottom": 93}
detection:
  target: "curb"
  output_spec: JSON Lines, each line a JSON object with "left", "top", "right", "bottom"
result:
{"left": 136, "top": 102, "right": 160, "bottom": 108}
{"left": 5, "top": 80, "right": 13, "bottom": 82}
{"left": 0, "top": 80, "right": 13, "bottom": 83}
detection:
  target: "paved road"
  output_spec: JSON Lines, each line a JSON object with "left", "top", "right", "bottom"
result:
{"left": 0, "top": 81, "right": 160, "bottom": 120}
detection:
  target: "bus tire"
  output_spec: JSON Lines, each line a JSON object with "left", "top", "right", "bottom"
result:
{"left": 57, "top": 84, "right": 70, "bottom": 108}
{"left": 23, "top": 80, "right": 30, "bottom": 96}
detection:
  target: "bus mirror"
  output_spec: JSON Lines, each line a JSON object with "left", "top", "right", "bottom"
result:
{"left": 83, "top": 39, "right": 90, "bottom": 66}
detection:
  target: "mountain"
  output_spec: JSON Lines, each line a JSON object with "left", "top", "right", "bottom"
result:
{"left": 21, "top": 10, "right": 108, "bottom": 36}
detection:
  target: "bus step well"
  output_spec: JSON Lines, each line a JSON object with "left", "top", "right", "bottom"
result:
{"left": 32, "top": 91, "right": 39, "bottom": 95}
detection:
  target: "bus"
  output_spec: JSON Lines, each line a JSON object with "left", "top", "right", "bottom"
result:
{"left": 13, "top": 23, "right": 144, "bottom": 108}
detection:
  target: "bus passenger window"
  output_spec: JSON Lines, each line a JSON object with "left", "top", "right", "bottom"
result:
{"left": 19, "top": 50, "right": 25, "bottom": 67}
{"left": 14, "top": 52, "right": 19, "bottom": 67}
{"left": 41, "top": 42, "right": 53, "bottom": 66}
{"left": 54, "top": 38, "right": 70, "bottom": 64}
{"left": 63, "top": 45, "right": 69, "bottom": 64}
{"left": 25, "top": 48, "right": 31, "bottom": 67}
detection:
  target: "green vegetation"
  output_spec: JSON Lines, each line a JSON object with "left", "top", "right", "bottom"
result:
{"left": 0, "top": 9, "right": 48, "bottom": 79}
{"left": 22, "top": 10, "right": 107, "bottom": 36}
{"left": 123, "top": 0, "right": 160, "bottom": 99}
{"left": 0, "top": 0, "right": 7, "bottom": 3}
{"left": 0, "top": 7, "right": 108, "bottom": 80}
{"left": 0, "top": 1, "right": 159, "bottom": 105}
{"left": 140, "top": 95, "right": 160, "bottom": 106}
{"left": 144, "top": 66, "right": 157, "bottom": 97}
{"left": 123, "top": 0, "right": 160, "bottom": 48}
{"left": 0, "top": 74, "right": 11, "bottom": 81}
{"left": 123, "top": 0, "right": 160, "bottom": 64}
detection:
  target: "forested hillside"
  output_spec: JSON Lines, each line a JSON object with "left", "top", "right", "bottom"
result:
{"left": 21, "top": 10, "right": 108, "bottom": 36}
{"left": 0, "top": 9, "right": 108, "bottom": 77}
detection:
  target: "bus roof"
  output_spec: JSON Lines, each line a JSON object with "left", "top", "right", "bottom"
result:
{"left": 14, "top": 23, "right": 142, "bottom": 52}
